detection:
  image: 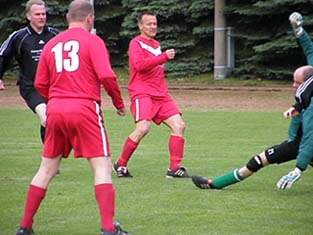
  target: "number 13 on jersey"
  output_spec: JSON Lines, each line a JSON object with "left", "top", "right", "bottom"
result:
{"left": 51, "top": 40, "right": 80, "bottom": 72}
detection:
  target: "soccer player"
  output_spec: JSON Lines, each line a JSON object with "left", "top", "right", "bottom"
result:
{"left": 113, "top": 11, "right": 189, "bottom": 178}
{"left": 0, "top": 0, "right": 58, "bottom": 143}
{"left": 276, "top": 67, "right": 313, "bottom": 189}
{"left": 275, "top": 13, "right": 313, "bottom": 189}
{"left": 15, "top": 1, "right": 130, "bottom": 235}
{"left": 192, "top": 65, "right": 313, "bottom": 190}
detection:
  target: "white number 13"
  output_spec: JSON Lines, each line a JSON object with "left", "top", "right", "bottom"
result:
{"left": 52, "top": 40, "right": 79, "bottom": 72}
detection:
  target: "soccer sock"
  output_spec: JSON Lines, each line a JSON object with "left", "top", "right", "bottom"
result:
{"left": 211, "top": 169, "right": 243, "bottom": 189}
{"left": 40, "top": 125, "right": 45, "bottom": 143}
{"left": 117, "top": 137, "right": 138, "bottom": 167}
{"left": 169, "top": 135, "right": 184, "bottom": 170}
{"left": 20, "top": 184, "right": 47, "bottom": 229}
{"left": 94, "top": 184, "right": 115, "bottom": 232}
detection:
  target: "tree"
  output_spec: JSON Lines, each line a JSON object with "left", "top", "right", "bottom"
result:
{"left": 224, "top": 0, "right": 313, "bottom": 79}
{"left": 1, "top": 0, "right": 312, "bottom": 80}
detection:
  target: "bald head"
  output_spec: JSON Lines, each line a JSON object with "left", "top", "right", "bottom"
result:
{"left": 67, "top": 0, "right": 94, "bottom": 23}
{"left": 293, "top": 65, "right": 313, "bottom": 89}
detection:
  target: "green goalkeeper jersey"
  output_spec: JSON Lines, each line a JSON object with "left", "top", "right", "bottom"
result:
{"left": 298, "top": 30, "right": 313, "bottom": 66}
{"left": 288, "top": 113, "right": 302, "bottom": 142}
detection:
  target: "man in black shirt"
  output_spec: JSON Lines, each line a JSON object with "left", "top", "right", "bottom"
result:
{"left": 0, "top": 0, "right": 58, "bottom": 143}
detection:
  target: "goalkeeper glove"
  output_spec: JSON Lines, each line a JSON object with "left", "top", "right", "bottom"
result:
{"left": 276, "top": 167, "right": 302, "bottom": 189}
{"left": 289, "top": 12, "right": 304, "bottom": 38}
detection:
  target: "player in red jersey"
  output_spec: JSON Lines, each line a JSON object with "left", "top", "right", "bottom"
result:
{"left": 15, "top": 1, "right": 131, "bottom": 235}
{"left": 113, "top": 11, "right": 189, "bottom": 178}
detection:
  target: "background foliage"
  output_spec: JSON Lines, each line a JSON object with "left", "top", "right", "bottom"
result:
{"left": 0, "top": 0, "right": 312, "bottom": 79}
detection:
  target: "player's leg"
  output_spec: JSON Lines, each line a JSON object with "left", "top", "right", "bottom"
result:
{"left": 35, "top": 102, "right": 63, "bottom": 175}
{"left": 34, "top": 103, "right": 47, "bottom": 143}
{"left": 192, "top": 139, "right": 299, "bottom": 189}
{"left": 19, "top": 87, "right": 46, "bottom": 143}
{"left": 114, "top": 97, "right": 153, "bottom": 177}
{"left": 17, "top": 155, "right": 62, "bottom": 234}
{"left": 89, "top": 157, "right": 115, "bottom": 232}
{"left": 89, "top": 157, "right": 130, "bottom": 235}
{"left": 162, "top": 114, "right": 189, "bottom": 178}
{"left": 193, "top": 153, "right": 264, "bottom": 189}
{"left": 192, "top": 153, "right": 266, "bottom": 189}
{"left": 113, "top": 119, "right": 151, "bottom": 177}
{"left": 157, "top": 97, "right": 188, "bottom": 178}
{"left": 265, "top": 140, "right": 299, "bottom": 164}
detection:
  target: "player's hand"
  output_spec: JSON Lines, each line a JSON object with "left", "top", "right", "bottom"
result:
{"left": 0, "top": 79, "right": 5, "bottom": 90}
{"left": 289, "top": 12, "right": 304, "bottom": 38}
{"left": 289, "top": 12, "right": 303, "bottom": 28}
{"left": 116, "top": 107, "right": 126, "bottom": 116}
{"left": 276, "top": 167, "right": 301, "bottom": 189}
{"left": 165, "top": 49, "right": 175, "bottom": 60}
{"left": 283, "top": 107, "right": 298, "bottom": 118}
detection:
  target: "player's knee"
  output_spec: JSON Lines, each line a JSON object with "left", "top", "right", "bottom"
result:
{"left": 246, "top": 155, "right": 264, "bottom": 172}
{"left": 179, "top": 121, "right": 186, "bottom": 132}
{"left": 172, "top": 120, "right": 185, "bottom": 134}
{"left": 136, "top": 122, "right": 150, "bottom": 136}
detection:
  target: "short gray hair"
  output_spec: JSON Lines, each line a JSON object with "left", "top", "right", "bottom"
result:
{"left": 25, "top": 0, "right": 45, "bottom": 14}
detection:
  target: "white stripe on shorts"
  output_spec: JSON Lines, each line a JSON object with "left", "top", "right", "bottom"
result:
{"left": 94, "top": 101, "right": 108, "bottom": 156}
{"left": 135, "top": 99, "right": 140, "bottom": 122}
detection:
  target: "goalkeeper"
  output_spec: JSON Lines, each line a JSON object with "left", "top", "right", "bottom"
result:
{"left": 192, "top": 65, "right": 313, "bottom": 190}
{"left": 276, "top": 12, "right": 313, "bottom": 189}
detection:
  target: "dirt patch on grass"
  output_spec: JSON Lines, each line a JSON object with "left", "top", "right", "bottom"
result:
{"left": 0, "top": 83, "right": 294, "bottom": 112}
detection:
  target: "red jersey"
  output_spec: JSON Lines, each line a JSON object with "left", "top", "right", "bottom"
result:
{"left": 128, "top": 35, "right": 170, "bottom": 100}
{"left": 35, "top": 27, "right": 124, "bottom": 109}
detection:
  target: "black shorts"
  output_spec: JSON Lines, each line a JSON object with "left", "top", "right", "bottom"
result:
{"left": 265, "top": 139, "right": 300, "bottom": 164}
{"left": 19, "top": 86, "right": 45, "bottom": 113}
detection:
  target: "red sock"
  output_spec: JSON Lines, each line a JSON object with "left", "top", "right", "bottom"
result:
{"left": 94, "top": 184, "right": 115, "bottom": 232}
{"left": 117, "top": 137, "right": 138, "bottom": 167}
{"left": 20, "top": 184, "right": 47, "bottom": 229}
{"left": 169, "top": 135, "right": 184, "bottom": 170}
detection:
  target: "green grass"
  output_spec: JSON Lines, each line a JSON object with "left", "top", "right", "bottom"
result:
{"left": 0, "top": 109, "right": 312, "bottom": 235}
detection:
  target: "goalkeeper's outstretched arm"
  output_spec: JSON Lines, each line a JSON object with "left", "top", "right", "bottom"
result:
{"left": 289, "top": 12, "right": 304, "bottom": 38}
{"left": 289, "top": 12, "right": 313, "bottom": 65}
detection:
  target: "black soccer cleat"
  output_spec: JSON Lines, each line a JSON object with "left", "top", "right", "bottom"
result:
{"left": 16, "top": 227, "right": 34, "bottom": 235}
{"left": 166, "top": 166, "right": 190, "bottom": 178}
{"left": 192, "top": 175, "right": 212, "bottom": 189}
{"left": 113, "top": 162, "right": 133, "bottom": 178}
{"left": 101, "top": 222, "right": 131, "bottom": 235}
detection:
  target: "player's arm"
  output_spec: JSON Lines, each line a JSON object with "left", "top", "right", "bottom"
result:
{"left": 34, "top": 48, "right": 50, "bottom": 101}
{"left": 289, "top": 12, "right": 313, "bottom": 65}
{"left": 91, "top": 38, "right": 125, "bottom": 112}
{"left": 101, "top": 77, "right": 125, "bottom": 110}
{"left": 0, "top": 32, "right": 17, "bottom": 90}
{"left": 129, "top": 40, "right": 169, "bottom": 73}
{"left": 298, "top": 31, "right": 313, "bottom": 66}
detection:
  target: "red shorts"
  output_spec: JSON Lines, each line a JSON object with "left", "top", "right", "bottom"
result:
{"left": 130, "top": 95, "right": 180, "bottom": 125}
{"left": 43, "top": 98, "right": 110, "bottom": 158}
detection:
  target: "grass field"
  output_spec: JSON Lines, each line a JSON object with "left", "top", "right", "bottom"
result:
{"left": 0, "top": 108, "right": 312, "bottom": 235}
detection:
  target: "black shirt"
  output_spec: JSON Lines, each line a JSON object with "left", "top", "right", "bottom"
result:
{"left": 0, "top": 24, "right": 58, "bottom": 89}
{"left": 294, "top": 75, "right": 313, "bottom": 112}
